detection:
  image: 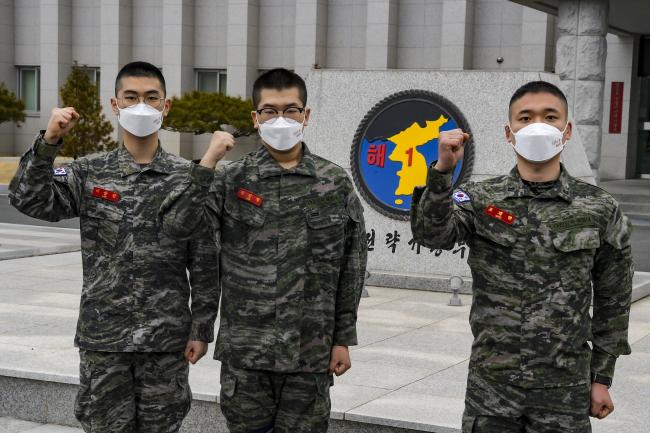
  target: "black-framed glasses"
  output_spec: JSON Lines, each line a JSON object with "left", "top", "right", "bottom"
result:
{"left": 256, "top": 106, "right": 305, "bottom": 122}
{"left": 117, "top": 94, "right": 165, "bottom": 109}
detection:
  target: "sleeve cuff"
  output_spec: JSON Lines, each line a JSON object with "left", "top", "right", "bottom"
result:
{"left": 333, "top": 328, "right": 358, "bottom": 347}
{"left": 591, "top": 347, "right": 617, "bottom": 378}
{"left": 190, "top": 163, "right": 216, "bottom": 188}
{"left": 33, "top": 131, "right": 62, "bottom": 161}
{"left": 426, "top": 162, "right": 453, "bottom": 194}
{"left": 189, "top": 322, "right": 215, "bottom": 343}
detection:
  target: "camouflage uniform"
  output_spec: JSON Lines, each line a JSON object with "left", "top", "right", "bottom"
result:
{"left": 9, "top": 132, "right": 220, "bottom": 433}
{"left": 411, "top": 164, "right": 633, "bottom": 433}
{"left": 160, "top": 143, "right": 367, "bottom": 433}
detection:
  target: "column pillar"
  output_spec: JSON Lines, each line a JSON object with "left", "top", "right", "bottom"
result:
{"left": 520, "top": 7, "right": 554, "bottom": 71}
{"left": 100, "top": 0, "right": 132, "bottom": 143}
{"left": 555, "top": 0, "right": 609, "bottom": 178}
{"left": 365, "top": 0, "right": 398, "bottom": 70}
{"left": 294, "top": 0, "right": 327, "bottom": 78}
{"left": 40, "top": 0, "right": 72, "bottom": 116}
{"left": 227, "top": 0, "right": 259, "bottom": 99}
{"left": 161, "top": 0, "right": 195, "bottom": 158}
{"left": 0, "top": 0, "right": 15, "bottom": 154}
{"left": 440, "top": 0, "right": 474, "bottom": 70}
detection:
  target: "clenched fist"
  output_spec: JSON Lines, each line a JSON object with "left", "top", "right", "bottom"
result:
{"left": 434, "top": 128, "right": 470, "bottom": 174}
{"left": 44, "top": 107, "right": 80, "bottom": 144}
{"left": 199, "top": 130, "right": 235, "bottom": 169}
{"left": 590, "top": 383, "right": 614, "bottom": 419}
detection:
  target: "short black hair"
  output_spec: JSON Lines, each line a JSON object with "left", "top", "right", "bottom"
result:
{"left": 509, "top": 81, "right": 568, "bottom": 118}
{"left": 252, "top": 68, "right": 307, "bottom": 108}
{"left": 115, "top": 61, "right": 166, "bottom": 96}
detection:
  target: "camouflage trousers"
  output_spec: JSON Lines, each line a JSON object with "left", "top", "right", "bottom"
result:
{"left": 462, "top": 373, "right": 591, "bottom": 433}
{"left": 219, "top": 363, "right": 333, "bottom": 433}
{"left": 74, "top": 350, "right": 191, "bottom": 433}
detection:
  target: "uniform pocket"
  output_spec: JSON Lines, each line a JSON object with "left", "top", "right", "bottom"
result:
{"left": 175, "top": 367, "right": 192, "bottom": 421}
{"left": 552, "top": 227, "right": 599, "bottom": 295}
{"left": 220, "top": 372, "right": 238, "bottom": 400}
{"left": 74, "top": 352, "right": 94, "bottom": 428}
{"left": 552, "top": 227, "right": 600, "bottom": 252}
{"left": 305, "top": 210, "right": 347, "bottom": 260}
{"left": 474, "top": 215, "right": 518, "bottom": 248}
{"left": 81, "top": 202, "right": 125, "bottom": 250}
{"left": 461, "top": 414, "right": 477, "bottom": 433}
{"left": 312, "top": 374, "right": 333, "bottom": 419}
{"left": 222, "top": 199, "right": 266, "bottom": 255}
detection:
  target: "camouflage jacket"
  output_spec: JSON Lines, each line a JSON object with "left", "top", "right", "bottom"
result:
{"left": 160, "top": 143, "right": 367, "bottom": 373}
{"left": 9, "top": 133, "right": 220, "bottom": 353}
{"left": 411, "top": 164, "right": 633, "bottom": 388}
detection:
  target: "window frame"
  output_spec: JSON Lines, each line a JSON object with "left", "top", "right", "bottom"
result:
{"left": 17, "top": 66, "right": 41, "bottom": 115}
{"left": 195, "top": 69, "right": 227, "bottom": 94}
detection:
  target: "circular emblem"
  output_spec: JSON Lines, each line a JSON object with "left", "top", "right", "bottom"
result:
{"left": 350, "top": 90, "right": 474, "bottom": 220}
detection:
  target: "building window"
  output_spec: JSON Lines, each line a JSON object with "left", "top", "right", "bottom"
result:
{"left": 196, "top": 69, "right": 227, "bottom": 94}
{"left": 18, "top": 66, "right": 40, "bottom": 113}
{"left": 80, "top": 67, "right": 100, "bottom": 85}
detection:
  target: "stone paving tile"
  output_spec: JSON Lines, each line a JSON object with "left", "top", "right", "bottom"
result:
{"left": 1, "top": 255, "right": 650, "bottom": 432}
{"left": 0, "top": 417, "right": 42, "bottom": 433}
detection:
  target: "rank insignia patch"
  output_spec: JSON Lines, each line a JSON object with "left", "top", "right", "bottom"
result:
{"left": 485, "top": 204, "right": 516, "bottom": 225}
{"left": 53, "top": 167, "right": 67, "bottom": 176}
{"left": 452, "top": 189, "right": 471, "bottom": 204}
{"left": 92, "top": 187, "right": 121, "bottom": 203}
{"left": 236, "top": 187, "right": 263, "bottom": 207}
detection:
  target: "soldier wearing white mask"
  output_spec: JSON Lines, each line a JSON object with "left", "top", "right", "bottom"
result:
{"left": 411, "top": 81, "right": 633, "bottom": 433}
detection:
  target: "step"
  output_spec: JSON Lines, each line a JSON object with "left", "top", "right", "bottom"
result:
{"left": 620, "top": 202, "right": 650, "bottom": 214}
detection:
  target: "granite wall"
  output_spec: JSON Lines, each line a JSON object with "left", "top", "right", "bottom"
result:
{"left": 304, "top": 69, "right": 594, "bottom": 291}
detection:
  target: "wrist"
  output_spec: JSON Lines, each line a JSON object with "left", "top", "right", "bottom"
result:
{"left": 433, "top": 162, "right": 453, "bottom": 174}
{"left": 591, "top": 372, "right": 613, "bottom": 388}
{"left": 43, "top": 131, "right": 61, "bottom": 145}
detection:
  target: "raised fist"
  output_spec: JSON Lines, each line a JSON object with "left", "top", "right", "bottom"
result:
{"left": 44, "top": 107, "right": 80, "bottom": 144}
{"left": 435, "top": 128, "right": 469, "bottom": 173}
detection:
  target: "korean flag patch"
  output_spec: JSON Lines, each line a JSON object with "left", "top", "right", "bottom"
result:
{"left": 452, "top": 189, "right": 471, "bottom": 204}
{"left": 53, "top": 167, "right": 67, "bottom": 176}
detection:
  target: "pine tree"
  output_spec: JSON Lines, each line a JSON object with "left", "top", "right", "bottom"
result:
{"left": 59, "top": 63, "right": 117, "bottom": 159}
{"left": 163, "top": 91, "right": 254, "bottom": 135}
{"left": 0, "top": 82, "right": 26, "bottom": 126}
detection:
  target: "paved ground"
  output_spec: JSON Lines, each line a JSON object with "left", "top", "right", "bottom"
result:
{"left": 0, "top": 417, "right": 82, "bottom": 433}
{"left": 0, "top": 190, "right": 79, "bottom": 229}
{"left": 0, "top": 223, "right": 79, "bottom": 260}
{"left": 0, "top": 252, "right": 649, "bottom": 432}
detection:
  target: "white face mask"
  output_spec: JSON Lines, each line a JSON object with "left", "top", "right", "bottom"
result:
{"left": 118, "top": 103, "right": 164, "bottom": 137}
{"left": 509, "top": 122, "right": 569, "bottom": 163}
{"left": 256, "top": 115, "right": 304, "bottom": 151}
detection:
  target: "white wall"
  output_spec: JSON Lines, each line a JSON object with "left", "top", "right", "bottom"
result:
{"left": 131, "top": 0, "right": 162, "bottom": 67}
{"left": 193, "top": 0, "right": 228, "bottom": 69}
{"left": 326, "top": 0, "right": 367, "bottom": 69}
{"left": 396, "top": 0, "right": 443, "bottom": 69}
{"left": 472, "top": 0, "right": 523, "bottom": 70}
{"left": 600, "top": 34, "right": 637, "bottom": 180}
{"left": 258, "top": 0, "right": 296, "bottom": 70}
{"left": 0, "top": 0, "right": 15, "bottom": 155}
{"left": 72, "top": 0, "right": 100, "bottom": 67}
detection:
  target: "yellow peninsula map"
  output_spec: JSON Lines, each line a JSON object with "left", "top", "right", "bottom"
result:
{"left": 387, "top": 114, "right": 449, "bottom": 205}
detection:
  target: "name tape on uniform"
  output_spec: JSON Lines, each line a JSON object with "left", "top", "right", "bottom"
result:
{"left": 236, "top": 187, "right": 263, "bottom": 207}
{"left": 92, "top": 186, "right": 121, "bottom": 203}
{"left": 485, "top": 204, "right": 516, "bottom": 225}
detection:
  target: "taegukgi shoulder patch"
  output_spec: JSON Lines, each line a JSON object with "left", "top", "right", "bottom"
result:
{"left": 452, "top": 189, "right": 471, "bottom": 204}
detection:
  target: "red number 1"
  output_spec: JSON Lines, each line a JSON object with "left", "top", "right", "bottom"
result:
{"left": 405, "top": 148, "right": 413, "bottom": 167}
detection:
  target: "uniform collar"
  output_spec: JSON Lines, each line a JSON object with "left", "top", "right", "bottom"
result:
{"left": 118, "top": 142, "right": 173, "bottom": 177}
{"left": 504, "top": 163, "right": 573, "bottom": 203}
{"left": 256, "top": 142, "right": 318, "bottom": 179}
